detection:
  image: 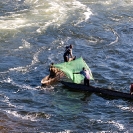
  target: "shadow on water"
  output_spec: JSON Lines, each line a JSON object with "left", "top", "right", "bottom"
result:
{"left": 61, "top": 84, "right": 93, "bottom": 101}
{"left": 95, "top": 93, "right": 133, "bottom": 102}
{"left": 80, "top": 93, "right": 92, "bottom": 101}
{"left": 81, "top": 90, "right": 133, "bottom": 103}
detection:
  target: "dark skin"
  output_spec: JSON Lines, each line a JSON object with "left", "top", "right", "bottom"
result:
{"left": 49, "top": 63, "right": 59, "bottom": 79}
{"left": 64, "top": 44, "right": 74, "bottom": 62}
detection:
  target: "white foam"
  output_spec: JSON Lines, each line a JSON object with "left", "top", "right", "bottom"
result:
{"left": 72, "top": 0, "right": 93, "bottom": 25}
{"left": 108, "top": 28, "right": 119, "bottom": 45}
{"left": 15, "top": 82, "right": 36, "bottom": 90}
{"left": 83, "top": 8, "right": 93, "bottom": 21}
{"left": 0, "top": 17, "right": 27, "bottom": 30}
{"left": 3, "top": 77, "right": 36, "bottom": 90}
{"left": 3, "top": 77, "right": 12, "bottom": 83}
{"left": 2, "top": 95, "right": 16, "bottom": 108}
{"left": 116, "top": 104, "right": 132, "bottom": 112}
{"left": 8, "top": 45, "right": 46, "bottom": 73}
{"left": 0, "top": 0, "right": 93, "bottom": 33}
{"left": 108, "top": 120, "right": 125, "bottom": 130}
{"left": 32, "top": 52, "right": 39, "bottom": 65}
{"left": 90, "top": 118, "right": 125, "bottom": 130}
{"left": 5, "top": 110, "right": 37, "bottom": 121}
{"left": 9, "top": 66, "right": 29, "bottom": 72}
{"left": 19, "top": 39, "right": 31, "bottom": 49}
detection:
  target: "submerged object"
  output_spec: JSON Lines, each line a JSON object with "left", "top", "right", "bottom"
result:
{"left": 61, "top": 81, "right": 133, "bottom": 100}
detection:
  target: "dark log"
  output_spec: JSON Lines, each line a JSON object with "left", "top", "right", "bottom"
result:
{"left": 60, "top": 81, "right": 133, "bottom": 100}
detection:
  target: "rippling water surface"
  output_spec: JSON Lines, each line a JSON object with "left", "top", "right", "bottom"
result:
{"left": 1, "top": 0, "right": 133, "bottom": 132}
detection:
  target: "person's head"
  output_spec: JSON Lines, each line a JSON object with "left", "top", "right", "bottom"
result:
{"left": 82, "top": 67, "right": 85, "bottom": 70}
{"left": 70, "top": 44, "right": 73, "bottom": 49}
{"left": 51, "top": 63, "right": 54, "bottom": 65}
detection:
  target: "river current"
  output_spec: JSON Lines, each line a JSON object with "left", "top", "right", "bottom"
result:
{"left": 1, "top": 0, "right": 133, "bottom": 132}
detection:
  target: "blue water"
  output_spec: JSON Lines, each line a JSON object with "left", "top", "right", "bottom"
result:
{"left": 1, "top": 0, "right": 133, "bottom": 132}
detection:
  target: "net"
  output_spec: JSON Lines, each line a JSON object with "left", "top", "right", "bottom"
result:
{"left": 54, "top": 57, "right": 94, "bottom": 83}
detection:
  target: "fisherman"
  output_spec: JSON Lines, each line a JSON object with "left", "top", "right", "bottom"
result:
{"left": 130, "top": 83, "right": 133, "bottom": 95}
{"left": 73, "top": 67, "right": 90, "bottom": 86}
{"left": 63, "top": 44, "right": 76, "bottom": 62}
{"left": 49, "top": 63, "right": 59, "bottom": 79}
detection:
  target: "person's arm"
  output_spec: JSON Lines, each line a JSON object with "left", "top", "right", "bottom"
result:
{"left": 49, "top": 67, "right": 51, "bottom": 72}
{"left": 73, "top": 72, "right": 80, "bottom": 74}
{"left": 69, "top": 49, "right": 73, "bottom": 58}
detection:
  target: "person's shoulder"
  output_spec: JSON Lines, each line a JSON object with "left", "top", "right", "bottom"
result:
{"left": 66, "top": 46, "right": 69, "bottom": 49}
{"left": 80, "top": 70, "right": 83, "bottom": 73}
{"left": 50, "top": 65, "right": 54, "bottom": 68}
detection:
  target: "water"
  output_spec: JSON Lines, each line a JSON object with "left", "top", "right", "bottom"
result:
{"left": 1, "top": 0, "right": 133, "bottom": 132}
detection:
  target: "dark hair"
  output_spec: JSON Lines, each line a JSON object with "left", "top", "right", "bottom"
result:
{"left": 70, "top": 44, "right": 73, "bottom": 48}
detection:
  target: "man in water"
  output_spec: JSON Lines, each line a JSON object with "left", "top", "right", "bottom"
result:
{"left": 63, "top": 44, "right": 76, "bottom": 62}
{"left": 73, "top": 67, "right": 90, "bottom": 86}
